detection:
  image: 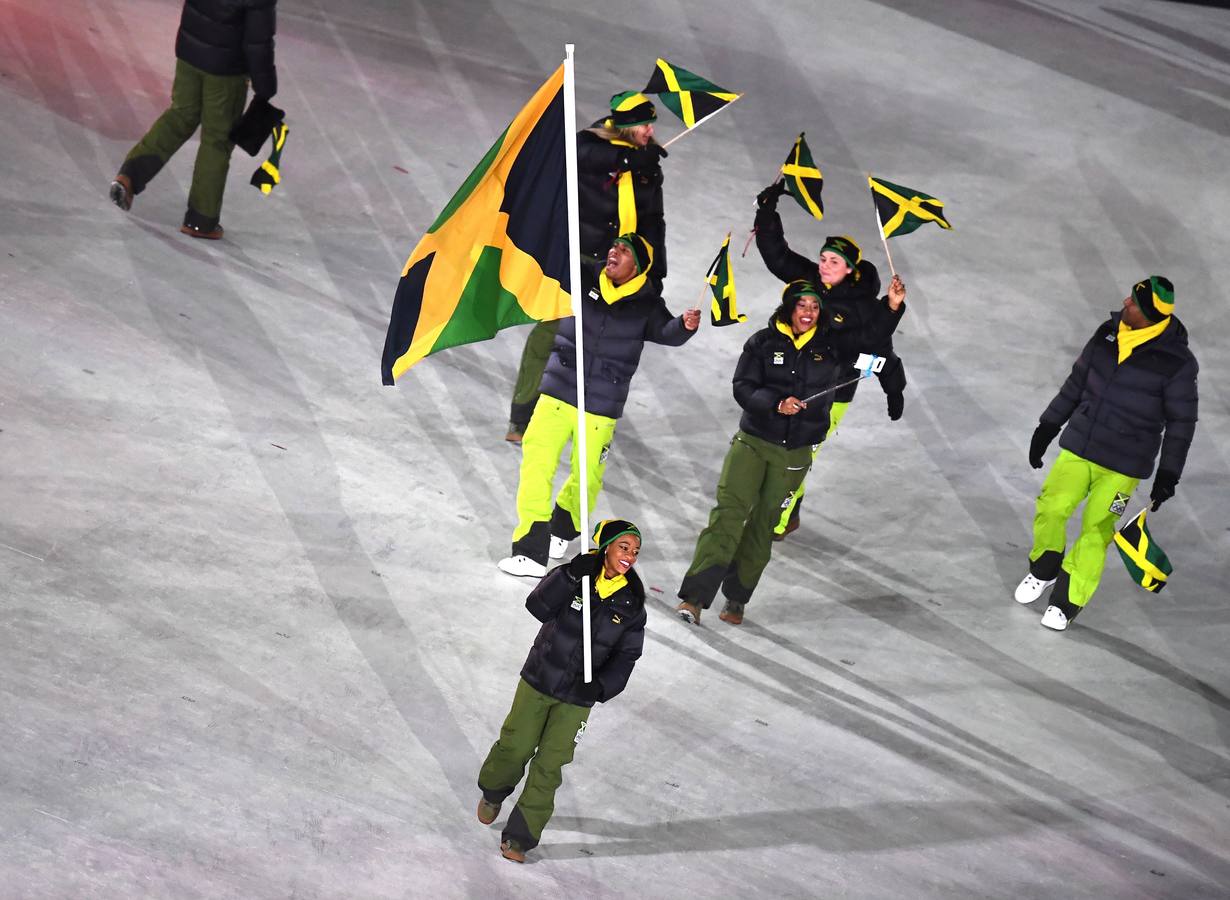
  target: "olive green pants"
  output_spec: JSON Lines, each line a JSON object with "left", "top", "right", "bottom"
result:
{"left": 774, "top": 401, "right": 849, "bottom": 534}
{"left": 508, "top": 321, "right": 560, "bottom": 428}
{"left": 120, "top": 59, "right": 247, "bottom": 228}
{"left": 679, "top": 431, "right": 813, "bottom": 608}
{"left": 1030, "top": 449, "right": 1140, "bottom": 608}
{"left": 478, "top": 678, "right": 591, "bottom": 851}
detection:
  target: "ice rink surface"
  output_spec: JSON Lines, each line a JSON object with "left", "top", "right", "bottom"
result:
{"left": 2, "top": 0, "right": 1229, "bottom": 896}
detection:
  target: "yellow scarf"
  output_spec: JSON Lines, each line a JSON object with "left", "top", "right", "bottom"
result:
{"left": 608, "top": 137, "right": 638, "bottom": 235}
{"left": 598, "top": 268, "right": 648, "bottom": 304}
{"left": 595, "top": 568, "right": 627, "bottom": 599}
{"left": 775, "top": 318, "right": 816, "bottom": 350}
{"left": 1118, "top": 316, "right": 1169, "bottom": 364}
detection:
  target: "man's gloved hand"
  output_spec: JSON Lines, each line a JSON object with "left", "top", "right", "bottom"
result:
{"left": 1150, "top": 469, "right": 1178, "bottom": 511}
{"left": 1029, "top": 421, "right": 1061, "bottom": 469}
{"left": 886, "top": 392, "right": 904, "bottom": 421}
{"left": 756, "top": 180, "right": 788, "bottom": 208}
{"left": 567, "top": 550, "right": 604, "bottom": 580}
{"left": 621, "top": 144, "right": 667, "bottom": 171}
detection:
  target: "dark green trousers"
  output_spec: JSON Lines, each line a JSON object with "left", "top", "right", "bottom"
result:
{"left": 120, "top": 59, "right": 247, "bottom": 229}
{"left": 508, "top": 320, "right": 560, "bottom": 428}
{"left": 478, "top": 678, "right": 590, "bottom": 851}
{"left": 679, "top": 431, "right": 813, "bottom": 608}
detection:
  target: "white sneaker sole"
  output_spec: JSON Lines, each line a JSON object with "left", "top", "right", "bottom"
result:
{"left": 497, "top": 556, "right": 547, "bottom": 578}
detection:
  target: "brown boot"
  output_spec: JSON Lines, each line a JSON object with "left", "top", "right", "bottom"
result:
{"left": 500, "top": 839, "right": 526, "bottom": 863}
{"left": 109, "top": 174, "right": 133, "bottom": 211}
{"left": 504, "top": 421, "right": 525, "bottom": 443}
{"left": 675, "top": 600, "right": 701, "bottom": 625}
{"left": 718, "top": 599, "right": 745, "bottom": 625}
{"left": 772, "top": 516, "right": 800, "bottom": 542}
{"left": 180, "top": 223, "right": 224, "bottom": 240}
{"left": 477, "top": 797, "right": 501, "bottom": 825}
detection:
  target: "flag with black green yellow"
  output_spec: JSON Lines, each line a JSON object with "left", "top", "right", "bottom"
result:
{"left": 1113, "top": 508, "right": 1173, "bottom": 593}
{"left": 381, "top": 66, "right": 571, "bottom": 385}
{"left": 781, "top": 132, "right": 823, "bottom": 220}
{"left": 706, "top": 232, "right": 744, "bottom": 326}
{"left": 869, "top": 176, "right": 951, "bottom": 239}
{"left": 643, "top": 58, "right": 739, "bottom": 129}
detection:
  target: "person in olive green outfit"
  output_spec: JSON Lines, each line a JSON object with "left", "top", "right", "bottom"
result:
{"left": 1015, "top": 275, "right": 1198, "bottom": 631}
{"left": 676, "top": 277, "right": 905, "bottom": 626}
{"left": 505, "top": 90, "right": 668, "bottom": 441}
{"left": 109, "top": 0, "right": 277, "bottom": 239}
{"left": 478, "top": 520, "right": 646, "bottom": 864}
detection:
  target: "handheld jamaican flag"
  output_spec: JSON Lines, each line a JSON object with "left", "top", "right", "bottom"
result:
{"left": 707, "top": 233, "right": 744, "bottom": 326}
{"left": 381, "top": 66, "right": 572, "bottom": 384}
{"left": 250, "top": 122, "right": 288, "bottom": 194}
{"left": 643, "top": 58, "right": 739, "bottom": 129}
{"left": 1114, "top": 508, "right": 1173, "bottom": 593}
{"left": 781, "top": 132, "right": 823, "bottom": 220}
{"left": 869, "top": 176, "right": 952, "bottom": 239}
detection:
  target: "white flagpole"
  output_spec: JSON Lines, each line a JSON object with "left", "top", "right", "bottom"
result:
{"left": 563, "top": 44, "right": 593, "bottom": 684}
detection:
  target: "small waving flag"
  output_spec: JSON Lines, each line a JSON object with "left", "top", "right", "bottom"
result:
{"left": 706, "top": 233, "right": 744, "bottom": 326}
{"left": 1113, "top": 508, "right": 1173, "bottom": 593}
{"left": 643, "top": 59, "right": 739, "bottom": 129}
{"left": 251, "top": 122, "right": 288, "bottom": 194}
{"left": 869, "top": 176, "right": 951, "bottom": 238}
{"left": 781, "top": 132, "right": 823, "bottom": 220}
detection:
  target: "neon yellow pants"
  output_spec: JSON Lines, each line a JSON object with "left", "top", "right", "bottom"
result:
{"left": 512, "top": 395, "right": 617, "bottom": 543}
{"left": 1030, "top": 449, "right": 1139, "bottom": 608}
{"left": 774, "top": 401, "right": 849, "bottom": 534}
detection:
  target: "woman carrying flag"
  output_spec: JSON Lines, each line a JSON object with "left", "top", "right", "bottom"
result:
{"left": 753, "top": 183, "right": 908, "bottom": 538}
{"left": 676, "top": 277, "right": 904, "bottom": 626}
{"left": 504, "top": 91, "right": 671, "bottom": 442}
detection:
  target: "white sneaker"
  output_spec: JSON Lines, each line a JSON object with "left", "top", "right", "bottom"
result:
{"left": 549, "top": 535, "right": 570, "bottom": 559}
{"left": 1014, "top": 573, "right": 1056, "bottom": 604}
{"left": 497, "top": 555, "right": 547, "bottom": 578}
{"left": 1040, "top": 605, "right": 1069, "bottom": 631}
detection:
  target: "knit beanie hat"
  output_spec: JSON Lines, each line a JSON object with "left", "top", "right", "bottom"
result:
{"left": 613, "top": 233, "right": 654, "bottom": 275}
{"left": 608, "top": 91, "right": 657, "bottom": 127}
{"left": 774, "top": 279, "right": 821, "bottom": 323}
{"left": 819, "top": 235, "right": 862, "bottom": 270}
{"left": 593, "top": 519, "right": 642, "bottom": 550}
{"left": 1131, "top": 275, "right": 1175, "bottom": 323}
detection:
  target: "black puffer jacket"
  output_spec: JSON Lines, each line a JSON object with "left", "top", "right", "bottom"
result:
{"left": 520, "top": 558, "right": 646, "bottom": 707}
{"left": 1043, "top": 313, "right": 1198, "bottom": 479}
{"left": 755, "top": 202, "right": 904, "bottom": 402}
{"left": 175, "top": 0, "right": 277, "bottom": 99}
{"left": 578, "top": 126, "right": 667, "bottom": 281}
{"left": 735, "top": 302, "right": 904, "bottom": 448}
{"left": 539, "top": 261, "right": 694, "bottom": 419}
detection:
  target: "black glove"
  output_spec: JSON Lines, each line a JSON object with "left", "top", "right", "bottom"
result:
{"left": 1029, "top": 421, "right": 1061, "bottom": 469}
{"left": 566, "top": 551, "right": 603, "bottom": 579}
{"left": 621, "top": 145, "right": 666, "bottom": 171}
{"left": 886, "top": 392, "right": 904, "bottom": 421}
{"left": 573, "top": 678, "right": 603, "bottom": 705}
{"left": 756, "top": 180, "right": 788, "bottom": 208}
{"left": 1150, "top": 469, "right": 1178, "bottom": 511}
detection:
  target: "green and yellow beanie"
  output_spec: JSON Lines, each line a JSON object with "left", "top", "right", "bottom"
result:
{"left": 1131, "top": 275, "right": 1175, "bottom": 323}
{"left": 608, "top": 91, "right": 656, "bottom": 127}
{"left": 820, "top": 235, "right": 862, "bottom": 270}
{"left": 613, "top": 233, "right": 654, "bottom": 275}
{"left": 593, "top": 518, "right": 642, "bottom": 550}
{"left": 774, "top": 280, "right": 821, "bottom": 323}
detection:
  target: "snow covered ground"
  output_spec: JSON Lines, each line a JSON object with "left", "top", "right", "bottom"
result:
{"left": 2, "top": 0, "right": 1228, "bottom": 896}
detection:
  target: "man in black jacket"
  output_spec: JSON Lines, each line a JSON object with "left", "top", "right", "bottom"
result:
{"left": 478, "top": 519, "right": 646, "bottom": 863}
{"left": 498, "top": 234, "right": 698, "bottom": 578}
{"left": 109, "top": 0, "right": 277, "bottom": 239}
{"left": 754, "top": 182, "right": 907, "bottom": 538}
{"left": 1016, "top": 276, "right": 1198, "bottom": 631}
{"left": 676, "top": 276, "right": 905, "bottom": 625}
